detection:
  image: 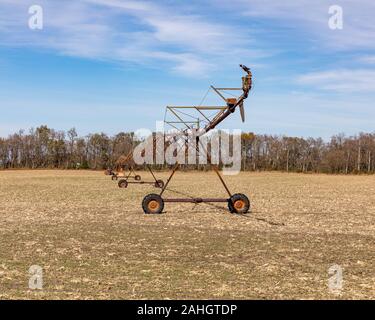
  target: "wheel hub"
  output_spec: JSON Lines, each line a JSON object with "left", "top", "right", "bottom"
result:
{"left": 234, "top": 200, "right": 245, "bottom": 210}
{"left": 148, "top": 200, "right": 160, "bottom": 211}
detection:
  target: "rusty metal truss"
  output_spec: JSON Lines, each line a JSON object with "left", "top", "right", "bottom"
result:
{"left": 142, "top": 64, "right": 253, "bottom": 214}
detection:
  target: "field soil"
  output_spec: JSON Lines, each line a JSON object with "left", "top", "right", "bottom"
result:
{"left": 0, "top": 170, "right": 374, "bottom": 299}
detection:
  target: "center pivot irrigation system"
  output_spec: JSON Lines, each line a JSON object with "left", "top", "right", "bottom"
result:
{"left": 105, "top": 152, "right": 164, "bottom": 189}
{"left": 117, "top": 165, "right": 164, "bottom": 189}
{"left": 141, "top": 64, "right": 253, "bottom": 214}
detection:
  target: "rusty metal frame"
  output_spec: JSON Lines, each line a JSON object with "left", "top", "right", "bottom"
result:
{"left": 112, "top": 151, "right": 164, "bottom": 188}
{"left": 158, "top": 64, "right": 253, "bottom": 205}
{"left": 117, "top": 165, "right": 164, "bottom": 188}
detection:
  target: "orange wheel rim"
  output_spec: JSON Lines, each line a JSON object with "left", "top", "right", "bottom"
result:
{"left": 234, "top": 200, "right": 245, "bottom": 210}
{"left": 148, "top": 200, "right": 159, "bottom": 211}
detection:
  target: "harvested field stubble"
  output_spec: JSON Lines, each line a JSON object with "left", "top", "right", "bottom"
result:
{"left": 0, "top": 170, "right": 374, "bottom": 299}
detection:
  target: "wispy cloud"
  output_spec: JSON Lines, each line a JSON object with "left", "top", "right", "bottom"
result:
{"left": 0, "top": 0, "right": 257, "bottom": 76}
{"left": 1, "top": 1, "right": 375, "bottom": 138}
{"left": 218, "top": 0, "right": 375, "bottom": 51}
{"left": 297, "top": 69, "right": 375, "bottom": 93}
{"left": 358, "top": 55, "right": 375, "bottom": 65}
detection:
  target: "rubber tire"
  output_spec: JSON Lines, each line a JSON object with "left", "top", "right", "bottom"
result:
{"left": 154, "top": 180, "right": 164, "bottom": 189}
{"left": 142, "top": 194, "right": 164, "bottom": 214}
{"left": 228, "top": 193, "right": 250, "bottom": 214}
{"left": 135, "top": 175, "right": 141, "bottom": 181}
{"left": 112, "top": 175, "right": 118, "bottom": 181}
{"left": 118, "top": 179, "right": 128, "bottom": 188}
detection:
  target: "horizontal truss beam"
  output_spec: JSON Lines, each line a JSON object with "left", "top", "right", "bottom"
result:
{"left": 214, "top": 88, "right": 242, "bottom": 90}
{"left": 165, "top": 121, "right": 199, "bottom": 124}
{"left": 163, "top": 198, "right": 228, "bottom": 203}
{"left": 166, "top": 106, "right": 227, "bottom": 110}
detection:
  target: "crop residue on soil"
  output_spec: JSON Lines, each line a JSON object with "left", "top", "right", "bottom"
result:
{"left": 0, "top": 170, "right": 374, "bottom": 299}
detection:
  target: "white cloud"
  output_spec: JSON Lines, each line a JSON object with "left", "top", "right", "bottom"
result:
{"left": 217, "top": 0, "right": 375, "bottom": 51}
{"left": 85, "top": 0, "right": 154, "bottom": 12}
{"left": 358, "top": 55, "right": 375, "bottom": 65}
{"left": 297, "top": 69, "right": 375, "bottom": 93}
{"left": 0, "top": 0, "right": 255, "bottom": 76}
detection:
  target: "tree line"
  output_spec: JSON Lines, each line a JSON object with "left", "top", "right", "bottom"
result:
{"left": 0, "top": 125, "right": 374, "bottom": 174}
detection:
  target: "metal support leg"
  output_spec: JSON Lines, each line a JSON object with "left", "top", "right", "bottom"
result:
{"left": 212, "top": 165, "right": 232, "bottom": 198}
{"left": 147, "top": 165, "right": 158, "bottom": 182}
{"left": 160, "top": 162, "right": 180, "bottom": 196}
{"left": 197, "top": 139, "right": 232, "bottom": 198}
{"left": 125, "top": 168, "right": 133, "bottom": 180}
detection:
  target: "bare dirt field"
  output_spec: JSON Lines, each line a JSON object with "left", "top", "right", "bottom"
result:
{"left": 0, "top": 170, "right": 374, "bottom": 299}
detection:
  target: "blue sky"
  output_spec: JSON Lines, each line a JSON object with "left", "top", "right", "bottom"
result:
{"left": 0, "top": 0, "right": 375, "bottom": 139}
